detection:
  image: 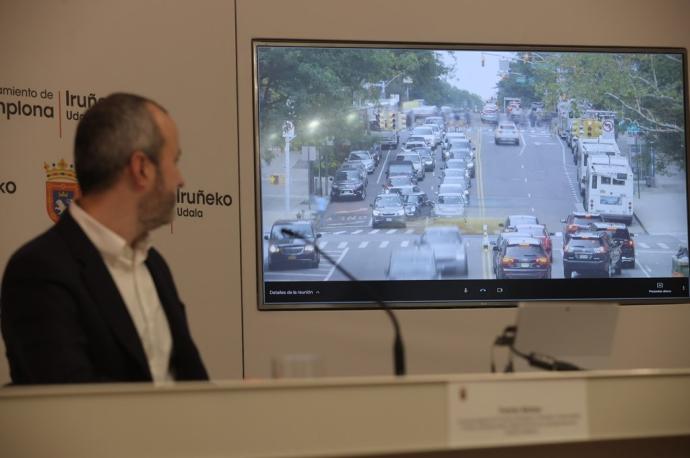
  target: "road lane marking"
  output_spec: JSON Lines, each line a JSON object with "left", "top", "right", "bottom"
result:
{"left": 401, "top": 241, "right": 409, "bottom": 247}
{"left": 558, "top": 136, "right": 581, "bottom": 206}
{"left": 386, "top": 229, "right": 397, "bottom": 234}
{"left": 379, "top": 241, "right": 389, "bottom": 248}
{"left": 358, "top": 241, "right": 369, "bottom": 248}
{"left": 638, "top": 242, "right": 650, "bottom": 249}
{"left": 406, "top": 229, "right": 414, "bottom": 234}
{"left": 333, "top": 230, "right": 347, "bottom": 235}
{"left": 318, "top": 241, "right": 328, "bottom": 249}
{"left": 337, "top": 242, "right": 348, "bottom": 249}
{"left": 376, "top": 148, "right": 393, "bottom": 184}
{"left": 370, "top": 229, "right": 380, "bottom": 234}
{"left": 517, "top": 132, "right": 527, "bottom": 156}
{"left": 352, "top": 230, "right": 363, "bottom": 235}
{"left": 658, "top": 242, "right": 670, "bottom": 249}
{"left": 324, "top": 247, "right": 350, "bottom": 281}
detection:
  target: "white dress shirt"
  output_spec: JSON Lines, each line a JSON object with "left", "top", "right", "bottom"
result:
{"left": 69, "top": 202, "right": 173, "bottom": 383}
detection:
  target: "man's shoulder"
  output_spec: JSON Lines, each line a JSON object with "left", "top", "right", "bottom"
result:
{"left": 3, "top": 219, "right": 79, "bottom": 282}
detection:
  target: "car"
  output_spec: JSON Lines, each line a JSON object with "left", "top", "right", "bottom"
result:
{"left": 265, "top": 220, "right": 321, "bottom": 270}
{"left": 562, "top": 212, "right": 604, "bottom": 242}
{"left": 385, "top": 247, "right": 440, "bottom": 280}
{"left": 480, "top": 104, "right": 499, "bottom": 124}
{"left": 432, "top": 193, "right": 466, "bottom": 218}
{"left": 446, "top": 149, "right": 475, "bottom": 177}
{"left": 439, "top": 176, "right": 470, "bottom": 191}
{"left": 403, "top": 137, "right": 428, "bottom": 150}
{"left": 340, "top": 161, "right": 368, "bottom": 185}
{"left": 494, "top": 122, "right": 520, "bottom": 145}
{"left": 347, "top": 150, "right": 375, "bottom": 173}
{"left": 330, "top": 168, "right": 366, "bottom": 201}
{"left": 371, "top": 193, "right": 406, "bottom": 228}
{"left": 386, "top": 160, "right": 417, "bottom": 184}
{"left": 394, "top": 151, "right": 425, "bottom": 180}
{"left": 588, "top": 222, "right": 635, "bottom": 268}
{"left": 439, "top": 168, "right": 467, "bottom": 180}
{"left": 412, "top": 126, "right": 437, "bottom": 147}
{"left": 403, "top": 192, "right": 433, "bottom": 218}
{"left": 415, "top": 148, "right": 436, "bottom": 171}
{"left": 504, "top": 214, "right": 539, "bottom": 230}
{"left": 494, "top": 236, "right": 551, "bottom": 279}
{"left": 438, "top": 183, "right": 469, "bottom": 204}
{"left": 375, "top": 130, "right": 399, "bottom": 150}
{"left": 509, "top": 223, "right": 554, "bottom": 262}
{"left": 389, "top": 184, "right": 421, "bottom": 197}
{"left": 384, "top": 174, "right": 415, "bottom": 190}
{"left": 563, "top": 231, "right": 622, "bottom": 278}
{"left": 417, "top": 226, "right": 468, "bottom": 276}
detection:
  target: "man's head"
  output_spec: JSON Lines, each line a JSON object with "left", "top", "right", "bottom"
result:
{"left": 74, "top": 93, "right": 183, "bottom": 234}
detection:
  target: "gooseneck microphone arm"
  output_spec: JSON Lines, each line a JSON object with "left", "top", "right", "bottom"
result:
{"left": 280, "top": 228, "right": 406, "bottom": 376}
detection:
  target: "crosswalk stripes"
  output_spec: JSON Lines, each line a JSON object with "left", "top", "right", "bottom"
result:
{"left": 379, "top": 241, "right": 389, "bottom": 248}
{"left": 337, "top": 242, "right": 347, "bottom": 249}
{"left": 658, "top": 242, "right": 670, "bottom": 250}
{"left": 386, "top": 229, "right": 397, "bottom": 234}
{"left": 318, "top": 241, "right": 327, "bottom": 249}
{"left": 401, "top": 241, "right": 409, "bottom": 248}
{"left": 638, "top": 242, "right": 650, "bottom": 249}
{"left": 358, "top": 241, "right": 369, "bottom": 249}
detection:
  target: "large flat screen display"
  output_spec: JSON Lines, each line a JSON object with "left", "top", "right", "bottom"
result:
{"left": 254, "top": 41, "right": 689, "bottom": 308}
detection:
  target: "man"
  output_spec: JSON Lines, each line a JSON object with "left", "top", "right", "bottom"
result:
{"left": 1, "top": 93, "right": 208, "bottom": 384}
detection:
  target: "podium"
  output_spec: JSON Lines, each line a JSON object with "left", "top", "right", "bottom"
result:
{"left": 1, "top": 369, "right": 689, "bottom": 457}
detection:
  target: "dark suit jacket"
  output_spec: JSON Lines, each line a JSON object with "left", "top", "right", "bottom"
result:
{"left": 1, "top": 211, "right": 208, "bottom": 384}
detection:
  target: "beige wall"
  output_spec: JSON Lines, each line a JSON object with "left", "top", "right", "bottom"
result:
{"left": 0, "top": 0, "right": 241, "bottom": 382}
{"left": 1, "top": 0, "right": 689, "bottom": 384}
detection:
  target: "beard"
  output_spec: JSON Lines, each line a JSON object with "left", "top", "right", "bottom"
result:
{"left": 138, "top": 174, "right": 176, "bottom": 233}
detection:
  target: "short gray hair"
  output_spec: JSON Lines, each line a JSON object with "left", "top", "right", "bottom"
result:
{"left": 74, "top": 93, "right": 167, "bottom": 195}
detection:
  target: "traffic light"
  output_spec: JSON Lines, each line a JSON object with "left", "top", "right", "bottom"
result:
{"left": 390, "top": 112, "right": 397, "bottom": 130}
{"left": 269, "top": 174, "right": 280, "bottom": 184}
{"left": 375, "top": 112, "right": 383, "bottom": 130}
{"left": 398, "top": 112, "right": 407, "bottom": 129}
{"left": 583, "top": 119, "right": 602, "bottom": 138}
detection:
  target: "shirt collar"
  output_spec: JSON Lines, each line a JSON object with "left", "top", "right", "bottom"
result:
{"left": 69, "top": 201, "right": 152, "bottom": 265}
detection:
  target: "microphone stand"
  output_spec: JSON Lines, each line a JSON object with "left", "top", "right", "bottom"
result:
{"left": 281, "top": 228, "right": 406, "bottom": 376}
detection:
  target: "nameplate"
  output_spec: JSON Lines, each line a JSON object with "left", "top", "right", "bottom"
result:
{"left": 447, "top": 379, "right": 588, "bottom": 447}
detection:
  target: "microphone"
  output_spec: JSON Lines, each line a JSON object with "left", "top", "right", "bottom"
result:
{"left": 280, "top": 227, "right": 406, "bottom": 376}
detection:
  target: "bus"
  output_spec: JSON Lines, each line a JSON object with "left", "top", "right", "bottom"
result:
{"left": 583, "top": 155, "right": 634, "bottom": 225}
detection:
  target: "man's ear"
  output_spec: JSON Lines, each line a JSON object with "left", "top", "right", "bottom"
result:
{"left": 127, "top": 150, "right": 155, "bottom": 190}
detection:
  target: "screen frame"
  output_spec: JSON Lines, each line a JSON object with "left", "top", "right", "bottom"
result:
{"left": 252, "top": 39, "right": 690, "bottom": 310}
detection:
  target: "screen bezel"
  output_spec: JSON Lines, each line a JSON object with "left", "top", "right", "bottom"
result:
{"left": 252, "top": 39, "right": 690, "bottom": 310}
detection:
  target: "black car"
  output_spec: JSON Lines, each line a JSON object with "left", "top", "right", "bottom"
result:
{"left": 265, "top": 220, "right": 321, "bottom": 270}
{"left": 493, "top": 236, "right": 551, "bottom": 279}
{"left": 589, "top": 222, "right": 635, "bottom": 268}
{"left": 403, "top": 191, "right": 433, "bottom": 218}
{"left": 330, "top": 168, "right": 366, "bottom": 201}
{"left": 563, "top": 231, "right": 622, "bottom": 278}
{"left": 562, "top": 212, "right": 604, "bottom": 242}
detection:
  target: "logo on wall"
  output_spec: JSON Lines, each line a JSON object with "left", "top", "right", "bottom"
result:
{"left": 44, "top": 159, "right": 80, "bottom": 223}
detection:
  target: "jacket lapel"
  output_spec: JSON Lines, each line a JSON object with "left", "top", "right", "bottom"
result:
{"left": 56, "top": 211, "right": 151, "bottom": 378}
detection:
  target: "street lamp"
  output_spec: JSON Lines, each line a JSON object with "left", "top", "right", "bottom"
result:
{"left": 282, "top": 121, "right": 295, "bottom": 212}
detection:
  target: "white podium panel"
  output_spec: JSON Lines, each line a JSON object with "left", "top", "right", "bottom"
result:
{"left": 1, "top": 370, "right": 689, "bottom": 458}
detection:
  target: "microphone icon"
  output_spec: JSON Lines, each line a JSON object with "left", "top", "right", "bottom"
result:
{"left": 280, "top": 228, "right": 406, "bottom": 376}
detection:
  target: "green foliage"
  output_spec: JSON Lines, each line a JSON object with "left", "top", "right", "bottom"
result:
{"left": 257, "top": 46, "right": 483, "bottom": 165}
